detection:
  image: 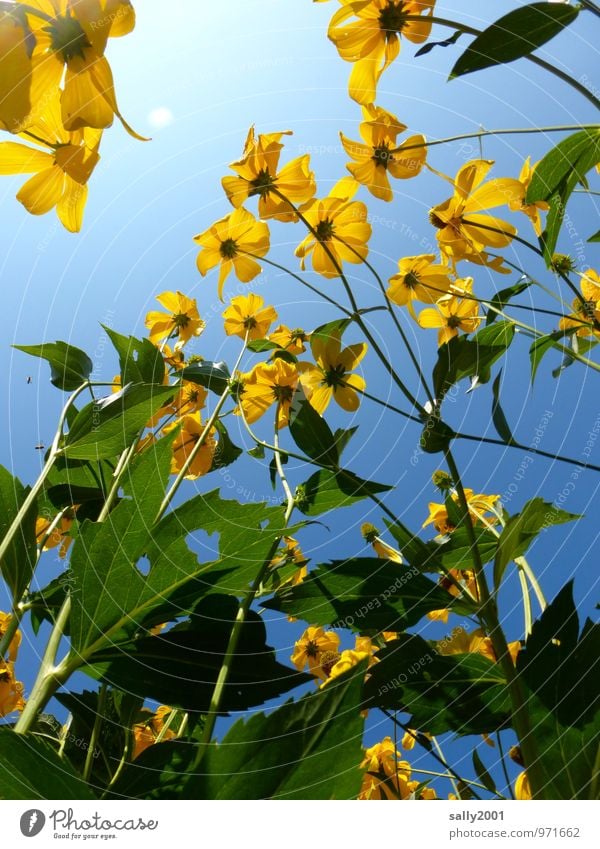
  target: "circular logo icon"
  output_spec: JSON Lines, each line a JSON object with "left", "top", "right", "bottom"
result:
{"left": 19, "top": 810, "right": 46, "bottom": 837}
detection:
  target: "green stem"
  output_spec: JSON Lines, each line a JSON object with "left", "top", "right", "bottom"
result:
{"left": 515, "top": 556, "right": 547, "bottom": 613}
{"left": 444, "top": 448, "right": 544, "bottom": 798}
{"left": 154, "top": 334, "right": 248, "bottom": 522}
{"left": 0, "top": 611, "right": 21, "bottom": 661}
{"left": 96, "top": 440, "right": 140, "bottom": 523}
{"left": 496, "top": 731, "right": 516, "bottom": 800}
{"left": 391, "top": 124, "right": 600, "bottom": 155}
{"left": 431, "top": 735, "right": 460, "bottom": 798}
{"left": 195, "top": 407, "right": 295, "bottom": 765}
{"left": 82, "top": 683, "right": 107, "bottom": 782}
{"left": 579, "top": 0, "right": 600, "bottom": 20}
{"left": 407, "top": 15, "right": 600, "bottom": 111}
{"left": 517, "top": 567, "right": 533, "bottom": 636}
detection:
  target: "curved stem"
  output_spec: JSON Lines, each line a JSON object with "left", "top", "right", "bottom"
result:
{"left": 496, "top": 731, "right": 516, "bottom": 800}
{"left": 82, "top": 683, "right": 107, "bottom": 782}
{"left": 391, "top": 124, "right": 600, "bottom": 155}
{"left": 579, "top": 0, "right": 600, "bottom": 20}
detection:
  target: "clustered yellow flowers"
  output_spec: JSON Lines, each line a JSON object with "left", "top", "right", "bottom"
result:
{"left": 559, "top": 268, "right": 600, "bottom": 339}
{"left": 0, "top": 0, "right": 142, "bottom": 231}
{"left": 359, "top": 736, "right": 437, "bottom": 800}
{"left": 0, "top": 612, "right": 25, "bottom": 719}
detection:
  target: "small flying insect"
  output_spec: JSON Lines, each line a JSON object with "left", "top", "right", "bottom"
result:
{"left": 35, "top": 443, "right": 45, "bottom": 451}
{"left": 26, "top": 376, "right": 32, "bottom": 384}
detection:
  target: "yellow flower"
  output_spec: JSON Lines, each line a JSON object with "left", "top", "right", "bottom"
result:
{"left": 509, "top": 157, "right": 549, "bottom": 237}
{"left": 222, "top": 126, "right": 316, "bottom": 222}
{"left": 423, "top": 488, "right": 500, "bottom": 535}
{"left": 328, "top": 1, "right": 436, "bottom": 104}
{"left": 161, "top": 344, "right": 186, "bottom": 371}
{"left": 515, "top": 771, "right": 531, "bottom": 800}
{"left": 19, "top": 0, "right": 141, "bottom": 137}
{"left": 163, "top": 413, "right": 216, "bottom": 480}
{"left": 0, "top": 612, "right": 21, "bottom": 663}
{"left": 387, "top": 254, "right": 455, "bottom": 316}
{"left": 145, "top": 291, "right": 205, "bottom": 350}
{"left": 559, "top": 268, "right": 600, "bottom": 339}
{"left": 359, "top": 737, "right": 414, "bottom": 799}
{"left": 132, "top": 705, "right": 176, "bottom": 760}
{"left": 194, "top": 207, "right": 270, "bottom": 300}
{"left": 299, "top": 330, "right": 367, "bottom": 414}
{"left": 170, "top": 381, "right": 207, "bottom": 418}
{"left": 271, "top": 536, "right": 308, "bottom": 587}
{"left": 268, "top": 325, "right": 309, "bottom": 356}
{"left": 0, "top": 93, "right": 101, "bottom": 232}
{"left": 237, "top": 358, "right": 299, "bottom": 429}
{"left": 0, "top": 660, "right": 25, "bottom": 718}
{"left": 0, "top": 6, "right": 37, "bottom": 133}
{"left": 295, "top": 180, "right": 371, "bottom": 278}
{"left": 417, "top": 287, "right": 481, "bottom": 345}
{"left": 320, "top": 648, "right": 370, "bottom": 687}
{"left": 35, "top": 507, "right": 77, "bottom": 558}
{"left": 222, "top": 293, "right": 278, "bottom": 342}
{"left": 361, "top": 522, "right": 403, "bottom": 563}
{"left": 438, "top": 627, "right": 520, "bottom": 665}
{"left": 291, "top": 626, "right": 341, "bottom": 681}
{"left": 429, "top": 160, "right": 522, "bottom": 267}
{"left": 341, "top": 104, "right": 426, "bottom": 200}
{"left": 427, "top": 568, "right": 478, "bottom": 622}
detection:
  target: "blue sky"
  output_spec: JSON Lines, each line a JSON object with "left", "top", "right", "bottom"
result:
{"left": 1, "top": 0, "right": 599, "bottom": 798}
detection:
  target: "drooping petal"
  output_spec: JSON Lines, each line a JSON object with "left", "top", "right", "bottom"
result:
{"left": 0, "top": 142, "right": 52, "bottom": 174}
{"left": 16, "top": 165, "right": 64, "bottom": 214}
{"left": 56, "top": 176, "right": 87, "bottom": 232}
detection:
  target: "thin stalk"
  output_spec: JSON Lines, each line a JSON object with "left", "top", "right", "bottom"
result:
{"left": 579, "top": 0, "right": 600, "bottom": 20}
{"left": 96, "top": 440, "right": 140, "bottom": 523}
{"left": 0, "top": 612, "right": 21, "bottom": 661}
{"left": 518, "top": 568, "right": 533, "bottom": 636}
{"left": 444, "top": 448, "right": 544, "bottom": 798}
{"left": 431, "top": 736, "right": 460, "bottom": 798}
{"left": 515, "top": 556, "right": 547, "bottom": 613}
{"left": 82, "top": 683, "right": 107, "bottom": 782}
{"left": 155, "top": 334, "right": 248, "bottom": 522}
{"left": 195, "top": 406, "right": 295, "bottom": 764}
{"left": 154, "top": 708, "right": 179, "bottom": 744}
{"left": 391, "top": 125, "right": 600, "bottom": 155}
{"left": 496, "top": 731, "right": 516, "bottom": 800}
{"left": 404, "top": 15, "right": 600, "bottom": 111}
{"left": 410, "top": 766, "right": 507, "bottom": 799}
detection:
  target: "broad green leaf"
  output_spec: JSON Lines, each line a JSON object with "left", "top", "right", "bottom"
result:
{"left": 433, "top": 321, "right": 515, "bottom": 400}
{"left": 110, "top": 662, "right": 366, "bottom": 800}
{"left": 263, "top": 557, "right": 473, "bottom": 632}
{"left": 333, "top": 425, "right": 358, "bottom": 457}
{"left": 0, "top": 465, "right": 37, "bottom": 601}
{"left": 494, "top": 498, "right": 580, "bottom": 589}
{"left": 529, "top": 330, "right": 570, "bottom": 383}
{"left": 310, "top": 317, "right": 352, "bottom": 346}
{"left": 14, "top": 341, "right": 93, "bottom": 391}
{"left": 87, "top": 596, "right": 310, "bottom": 713}
{"left": 246, "top": 339, "right": 280, "bottom": 353}
{"left": 432, "top": 526, "right": 498, "bottom": 572}
{"left": 180, "top": 361, "right": 231, "bottom": 395}
{"left": 289, "top": 397, "right": 339, "bottom": 467}
{"left": 103, "top": 326, "right": 165, "bottom": 385}
{"left": 0, "top": 731, "right": 95, "bottom": 799}
{"left": 518, "top": 582, "right": 600, "bottom": 798}
{"left": 527, "top": 130, "right": 600, "bottom": 203}
{"left": 450, "top": 3, "right": 579, "bottom": 79}
{"left": 62, "top": 383, "right": 175, "bottom": 460}
{"left": 486, "top": 279, "right": 531, "bottom": 325}
{"left": 210, "top": 419, "right": 242, "bottom": 470}
{"left": 295, "top": 468, "right": 392, "bottom": 516}
{"left": 385, "top": 519, "right": 435, "bottom": 571}
{"left": 46, "top": 483, "right": 105, "bottom": 522}
{"left": 364, "top": 633, "right": 511, "bottom": 735}
{"left": 491, "top": 372, "right": 516, "bottom": 445}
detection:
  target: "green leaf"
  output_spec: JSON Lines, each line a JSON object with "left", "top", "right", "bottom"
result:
{"left": 472, "top": 748, "right": 497, "bottom": 795}
{"left": 450, "top": 3, "right": 579, "bottom": 79}
{"left": 494, "top": 498, "right": 580, "bottom": 589}
{"left": 491, "top": 372, "right": 516, "bottom": 445}
{"left": 527, "top": 130, "right": 600, "bottom": 203}
{"left": 486, "top": 279, "right": 531, "bottom": 325}
{"left": 289, "top": 397, "right": 339, "bottom": 467}
{"left": 333, "top": 426, "right": 358, "bottom": 457}
{"left": 110, "top": 661, "right": 366, "bottom": 800}
{"left": 517, "top": 582, "right": 600, "bottom": 798}
{"left": 0, "top": 465, "right": 37, "bottom": 601}
{"left": 588, "top": 228, "right": 600, "bottom": 244}
{"left": 210, "top": 420, "right": 242, "bottom": 470}
{"left": 88, "top": 596, "right": 310, "bottom": 714}
{"left": 263, "top": 558, "right": 472, "bottom": 632}
{"left": 0, "top": 731, "right": 95, "bottom": 799}
{"left": 529, "top": 330, "right": 570, "bottom": 384}
{"left": 433, "top": 526, "right": 498, "bottom": 571}
{"left": 310, "top": 318, "right": 352, "bottom": 346}
{"left": 246, "top": 339, "right": 280, "bottom": 353}
{"left": 14, "top": 341, "right": 93, "bottom": 391}
{"left": 295, "top": 468, "right": 392, "bottom": 516}
{"left": 433, "top": 321, "right": 515, "bottom": 400}
{"left": 62, "top": 383, "right": 175, "bottom": 460}
{"left": 180, "top": 361, "right": 231, "bottom": 395}
{"left": 103, "top": 326, "right": 165, "bottom": 385}
{"left": 248, "top": 444, "right": 265, "bottom": 459}
{"left": 364, "top": 633, "right": 511, "bottom": 735}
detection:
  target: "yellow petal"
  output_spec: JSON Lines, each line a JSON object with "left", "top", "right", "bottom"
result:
{"left": 0, "top": 142, "right": 52, "bottom": 174}
{"left": 56, "top": 176, "right": 87, "bottom": 232}
{"left": 16, "top": 165, "right": 64, "bottom": 214}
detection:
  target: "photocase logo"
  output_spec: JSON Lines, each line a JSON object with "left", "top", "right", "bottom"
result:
{"left": 19, "top": 810, "right": 46, "bottom": 838}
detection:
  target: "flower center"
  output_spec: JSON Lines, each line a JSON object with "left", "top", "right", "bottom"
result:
{"left": 172, "top": 312, "right": 190, "bottom": 330}
{"left": 446, "top": 315, "right": 462, "bottom": 329}
{"left": 404, "top": 271, "right": 421, "bottom": 290}
{"left": 273, "top": 384, "right": 294, "bottom": 403}
{"left": 324, "top": 363, "right": 346, "bottom": 387}
{"left": 249, "top": 168, "right": 275, "bottom": 197}
{"left": 304, "top": 639, "right": 319, "bottom": 658}
{"left": 47, "top": 15, "right": 91, "bottom": 62}
{"left": 320, "top": 650, "right": 341, "bottom": 677}
{"left": 429, "top": 210, "right": 446, "bottom": 229}
{"left": 315, "top": 218, "right": 335, "bottom": 241}
{"left": 219, "top": 238, "right": 238, "bottom": 259}
{"left": 372, "top": 143, "right": 393, "bottom": 168}
{"left": 243, "top": 316, "right": 258, "bottom": 330}
{"left": 378, "top": 1, "right": 408, "bottom": 38}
